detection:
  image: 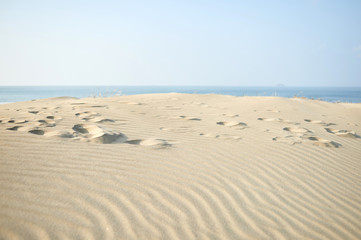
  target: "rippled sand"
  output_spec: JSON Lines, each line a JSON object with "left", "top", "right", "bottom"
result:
{"left": 1, "top": 94, "right": 361, "bottom": 239}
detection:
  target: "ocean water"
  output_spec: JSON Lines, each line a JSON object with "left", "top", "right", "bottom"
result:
{"left": 0, "top": 86, "right": 361, "bottom": 104}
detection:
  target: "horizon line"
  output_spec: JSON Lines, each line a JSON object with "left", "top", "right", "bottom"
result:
{"left": 1, "top": 85, "right": 361, "bottom": 88}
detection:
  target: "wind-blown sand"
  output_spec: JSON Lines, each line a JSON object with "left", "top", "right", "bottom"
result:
{"left": 1, "top": 93, "right": 361, "bottom": 240}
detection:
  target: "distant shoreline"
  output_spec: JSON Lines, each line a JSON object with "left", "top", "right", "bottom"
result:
{"left": 1, "top": 86, "right": 361, "bottom": 104}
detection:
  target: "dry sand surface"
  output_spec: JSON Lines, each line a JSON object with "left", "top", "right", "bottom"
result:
{"left": 1, "top": 93, "right": 361, "bottom": 240}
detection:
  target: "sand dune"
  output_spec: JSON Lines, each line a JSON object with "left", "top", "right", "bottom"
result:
{"left": 1, "top": 94, "right": 361, "bottom": 239}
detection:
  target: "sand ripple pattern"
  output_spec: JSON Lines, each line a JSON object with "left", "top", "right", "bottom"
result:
{"left": 1, "top": 94, "right": 361, "bottom": 239}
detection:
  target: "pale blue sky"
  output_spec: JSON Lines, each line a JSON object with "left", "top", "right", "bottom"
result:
{"left": 0, "top": 0, "right": 360, "bottom": 86}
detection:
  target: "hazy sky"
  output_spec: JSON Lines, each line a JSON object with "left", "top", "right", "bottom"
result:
{"left": 0, "top": 0, "right": 360, "bottom": 86}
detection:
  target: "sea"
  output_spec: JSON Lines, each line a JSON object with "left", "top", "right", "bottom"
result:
{"left": 0, "top": 86, "right": 361, "bottom": 104}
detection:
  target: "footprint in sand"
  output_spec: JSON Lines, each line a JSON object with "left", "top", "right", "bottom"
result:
{"left": 72, "top": 124, "right": 127, "bottom": 144}
{"left": 45, "top": 115, "right": 62, "bottom": 121}
{"left": 216, "top": 121, "right": 247, "bottom": 128}
{"left": 37, "top": 119, "right": 56, "bottom": 127}
{"left": 44, "top": 130, "right": 74, "bottom": 138}
{"left": 3, "top": 119, "right": 14, "bottom": 123}
{"left": 280, "top": 119, "right": 295, "bottom": 124}
{"left": 28, "top": 110, "right": 39, "bottom": 114}
{"left": 160, "top": 127, "right": 190, "bottom": 133}
{"left": 75, "top": 111, "right": 100, "bottom": 118}
{"left": 176, "top": 116, "right": 202, "bottom": 121}
{"left": 200, "top": 133, "right": 242, "bottom": 140}
{"left": 87, "top": 117, "right": 116, "bottom": 123}
{"left": 222, "top": 114, "right": 239, "bottom": 118}
{"left": 258, "top": 118, "right": 297, "bottom": 124}
{"left": 10, "top": 119, "right": 28, "bottom": 124}
{"left": 257, "top": 118, "right": 276, "bottom": 122}
{"left": 199, "top": 133, "right": 219, "bottom": 138}
{"left": 192, "top": 102, "right": 209, "bottom": 108}
{"left": 324, "top": 128, "right": 360, "bottom": 139}
{"left": 272, "top": 135, "right": 303, "bottom": 145}
{"left": 6, "top": 126, "right": 23, "bottom": 131}
{"left": 71, "top": 103, "right": 86, "bottom": 105}
{"left": 126, "top": 138, "right": 171, "bottom": 147}
{"left": 272, "top": 134, "right": 341, "bottom": 147}
{"left": 306, "top": 136, "right": 342, "bottom": 148}
{"left": 6, "top": 125, "right": 44, "bottom": 136}
{"left": 162, "top": 106, "right": 181, "bottom": 110}
{"left": 255, "top": 109, "right": 280, "bottom": 113}
{"left": 304, "top": 119, "right": 323, "bottom": 124}
{"left": 119, "top": 101, "right": 142, "bottom": 105}
{"left": 283, "top": 127, "right": 313, "bottom": 134}
{"left": 271, "top": 127, "right": 317, "bottom": 145}
{"left": 304, "top": 119, "right": 335, "bottom": 126}
{"left": 28, "top": 128, "right": 45, "bottom": 135}
{"left": 72, "top": 123, "right": 104, "bottom": 134}
{"left": 266, "top": 109, "right": 280, "bottom": 113}
{"left": 76, "top": 112, "right": 119, "bottom": 124}
{"left": 86, "top": 105, "right": 108, "bottom": 108}
{"left": 73, "top": 104, "right": 108, "bottom": 109}
{"left": 8, "top": 125, "right": 46, "bottom": 135}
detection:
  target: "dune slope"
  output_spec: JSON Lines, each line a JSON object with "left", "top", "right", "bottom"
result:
{"left": 1, "top": 94, "right": 361, "bottom": 240}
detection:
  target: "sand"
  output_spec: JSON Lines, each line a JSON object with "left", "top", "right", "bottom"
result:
{"left": 0, "top": 93, "right": 361, "bottom": 240}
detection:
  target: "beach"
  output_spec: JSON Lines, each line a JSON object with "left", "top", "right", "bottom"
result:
{"left": 1, "top": 93, "right": 361, "bottom": 239}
